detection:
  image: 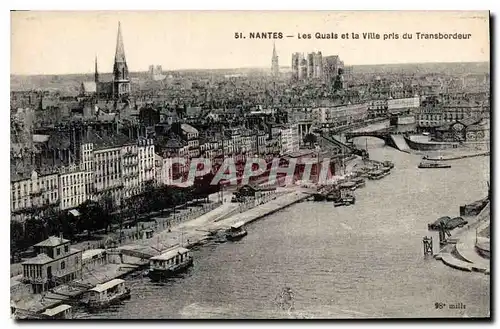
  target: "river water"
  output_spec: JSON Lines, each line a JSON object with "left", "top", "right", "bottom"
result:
{"left": 75, "top": 138, "right": 490, "bottom": 319}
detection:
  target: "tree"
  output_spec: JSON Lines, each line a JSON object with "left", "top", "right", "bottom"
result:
{"left": 24, "top": 215, "right": 47, "bottom": 247}
{"left": 11, "top": 220, "right": 24, "bottom": 258}
{"left": 303, "top": 133, "right": 317, "bottom": 148}
{"left": 98, "top": 193, "right": 114, "bottom": 233}
{"left": 78, "top": 200, "right": 106, "bottom": 237}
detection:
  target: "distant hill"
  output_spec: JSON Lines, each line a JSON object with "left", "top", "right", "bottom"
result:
{"left": 10, "top": 61, "right": 489, "bottom": 92}
{"left": 348, "top": 62, "right": 489, "bottom": 75}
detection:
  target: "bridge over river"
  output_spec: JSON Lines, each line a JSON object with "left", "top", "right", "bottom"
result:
{"left": 329, "top": 118, "right": 417, "bottom": 153}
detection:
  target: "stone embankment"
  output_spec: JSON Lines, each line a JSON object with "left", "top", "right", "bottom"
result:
{"left": 435, "top": 202, "right": 490, "bottom": 275}
{"left": 426, "top": 151, "right": 489, "bottom": 161}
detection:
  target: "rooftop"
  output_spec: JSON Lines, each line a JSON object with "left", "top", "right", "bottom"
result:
{"left": 81, "top": 81, "right": 97, "bottom": 93}
{"left": 82, "top": 249, "right": 106, "bottom": 261}
{"left": 150, "top": 247, "right": 190, "bottom": 261}
{"left": 181, "top": 123, "right": 198, "bottom": 134}
{"left": 22, "top": 253, "right": 53, "bottom": 265}
{"left": 90, "top": 279, "right": 125, "bottom": 293}
{"left": 82, "top": 130, "right": 134, "bottom": 150}
{"left": 42, "top": 304, "right": 72, "bottom": 316}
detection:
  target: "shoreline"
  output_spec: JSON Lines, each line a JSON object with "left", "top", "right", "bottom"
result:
{"left": 425, "top": 151, "right": 489, "bottom": 161}
{"left": 11, "top": 189, "right": 309, "bottom": 316}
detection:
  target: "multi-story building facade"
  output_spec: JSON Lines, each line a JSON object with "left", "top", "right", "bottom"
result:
{"left": 344, "top": 103, "right": 369, "bottom": 124}
{"left": 387, "top": 96, "right": 420, "bottom": 114}
{"left": 171, "top": 123, "right": 200, "bottom": 159}
{"left": 11, "top": 170, "right": 60, "bottom": 222}
{"left": 416, "top": 106, "right": 444, "bottom": 128}
{"left": 138, "top": 137, "right": 155, "bottom": 188}
{"left": 280, "top": 124, "right": 300, "bottom": 154}
{"left": 121, "top": 143, "right": 140, "bottom": 199}
{"left": 58, "top": 164, "right": 92, "bottom": 211}
{"left": 367, "top": 99, "right": 388, "bottom": 118}
{"left": 92, "top": 144, "right": 124, "bottom": 208}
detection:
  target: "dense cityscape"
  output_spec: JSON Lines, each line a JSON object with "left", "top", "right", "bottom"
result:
{"left": 10, "top": 19, "right": 490, "bottom": 319}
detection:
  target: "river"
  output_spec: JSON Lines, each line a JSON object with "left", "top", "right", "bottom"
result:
{"left": 74, "top": 137, "right": 490, "bottom": 319}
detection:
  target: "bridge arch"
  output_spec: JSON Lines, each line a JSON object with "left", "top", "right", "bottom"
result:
{"left": 344, "top": 131, "right": 391, "bottom": 144}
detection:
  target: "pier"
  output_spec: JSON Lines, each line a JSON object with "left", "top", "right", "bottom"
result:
{"left": 434, "top": 201, "right": 490, "bottom": 274}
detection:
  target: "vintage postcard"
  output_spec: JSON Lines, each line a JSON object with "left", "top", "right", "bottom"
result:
{"left": 10, "top": 11, "right": 490, "bottom": 319}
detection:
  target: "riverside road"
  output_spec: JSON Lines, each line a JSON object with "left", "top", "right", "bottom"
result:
{"left": 74, "top": 137, "right": 490, "bottom": 319}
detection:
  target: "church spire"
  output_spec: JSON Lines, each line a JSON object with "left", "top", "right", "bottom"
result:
{"left": 114, "top": 21, "right": 126, "bottom": 63}
{"left": 94, "top": 55, "right": 99, "bottom": 83}
{"left": 271, "top": 42, "right": 279, "bottom": 77}
{"left": 113, "top": 21, "right": 130, "bottom": 99}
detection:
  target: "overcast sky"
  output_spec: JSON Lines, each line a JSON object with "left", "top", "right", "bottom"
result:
{"left": 11, "top": 11, "right": 490, "bottom": 75}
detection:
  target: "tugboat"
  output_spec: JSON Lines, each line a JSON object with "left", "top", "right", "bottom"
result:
{"left": 226, "top": 221, "right": 248, "bottom": 241}
{"left": 148, "top": 246, "right": 194, "bottom": 281}
{"left": 418, "top": 161, "right": 451, "bottom": 169}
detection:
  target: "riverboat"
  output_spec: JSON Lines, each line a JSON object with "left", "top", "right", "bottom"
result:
{"left": 81, "top": 279, "right": 131, "bottom": 309}
{"left": 418, "top": 161, "right": 451, "bottom": 169}
{"left": 226, "top": 221, "right": 248, "bottom": 241}
{"left": 148, "top": 246, "right": 193, "bottom": 281}
{"left": 41, "top": 305, "right": 72, "bottom": 319}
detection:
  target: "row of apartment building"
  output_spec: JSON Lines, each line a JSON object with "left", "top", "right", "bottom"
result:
{"left": 11, "top": 123, "right": 300, "bottom": 222}
{"left": 287, "top": 96, "right": 421, "bottom": 130}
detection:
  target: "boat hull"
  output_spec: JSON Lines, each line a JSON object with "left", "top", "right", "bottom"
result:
{"left": 82, "top": 289, "right": 131, "bottom": 310}
{"left": 226, "top": 230, "right": 248, "bottom": 241}
{"left": 334, "top": 197, "right": 356, "bottom": 207}
{"left": 418, "top": 165, "right": 451, "bottom": 169}
{"left": 148, "top": 259, "right": 194, "bottom": 281}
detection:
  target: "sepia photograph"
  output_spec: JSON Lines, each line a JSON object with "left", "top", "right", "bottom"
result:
{"left": 9, "top": 10, "right": 490, "bottom": 319}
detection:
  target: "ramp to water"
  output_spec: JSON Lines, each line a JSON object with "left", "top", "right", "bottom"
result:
{"left": 390, "top": 135, "right": 410, "bottom": 153}
{"left": 320, "top": 134, "right": 355, "bottom": 153}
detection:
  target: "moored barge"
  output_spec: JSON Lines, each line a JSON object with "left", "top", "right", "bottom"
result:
{"left": 148, "top": 246, "right": 193, "bottom": 281}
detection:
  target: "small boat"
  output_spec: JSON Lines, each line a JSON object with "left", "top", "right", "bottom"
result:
{"left": 380, "top": 166, "right": 391, "bottom": 174}
{"left": 368, "top": 170, "right": 385, "bottom": 180}
{"left": 148, "top": 246, "right": 193, "bottom": 281}
{"left": 344, "top": 195, "right": 356, "bottom": 205}
{"left": 81, "top": 279, "right": 131, "bottom": 309}
{"left": 334, "top": 198, "right": 356, "bottom": 207}
{"left": 226, "top": 221, "right": 248, "bottom": 241}
{"left": 351, "top": 177, "right": 366, "bottom": 188}
{"left": 41, "top": 304, "right": 72, "bottom": 319}
{"left": 418, "top": 161, "right": 451, "bottom": 169}
{"left": 382, "top": 161, "right": 394, "bottom": 169}
{"left": 340, "top": 181, "right": 357, "bottom": 191}
{"left": 334, "top": 194, "right": 356, "bottom": 207}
